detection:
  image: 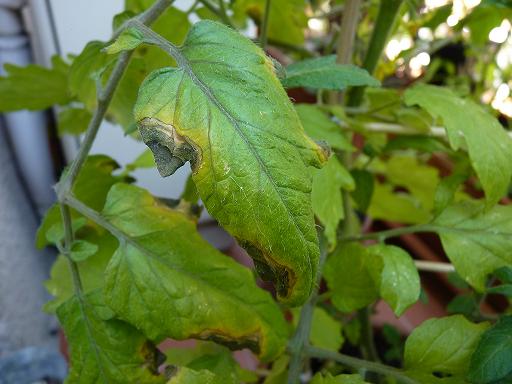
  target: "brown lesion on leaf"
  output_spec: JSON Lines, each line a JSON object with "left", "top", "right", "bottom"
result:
{"left": 193, "top": 329, "right": 261, "bottom": 355}
{"left": 138, "top": 117, "right": 201, "bottom": 177}
{"left": 240, "top": 240, "right": 297, "bottom": 303}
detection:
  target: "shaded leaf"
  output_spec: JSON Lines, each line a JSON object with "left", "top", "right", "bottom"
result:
{"left": 57, "top": 107, "right": 92, "bottom": 136}
{"left": 70, "top": 240, "right": 99, "bottom": 262}
{"left": 367, "top": 244, "right": 420, "bottom": 316}
{"left": 311, "top": 372, "right": 370, "bottom": 383}
{"left": 432, "top": 201, "right": 512, "bottom": 291}
{"left": 404, "top": 84, "right": 512, "bottom": 207}
{"left": 57, "top": 290, "right": 163, "bottom": 383}
{"left": 350, "top": 169, "right": 374, "bottom": 213}
{"left": 281, "top": 56, "right": 379, "bottom": 90}
{"left": 102, "top": 183, "right": 288, "bottom": 361}
{"left": 312, "top": 156, "right": 354, "bottom": 247}
{"left": 324, "top": 243, "right": 379, "bottom": 313}
{"left": 134, "top": 21, "right": 328, "bottom": 305}
{"left": 0, "top": 56, "right": 71, "bottom": 111}
{"left": 295, "top": 104, "right": 352, "bottom": 151}
{"left": 468, "top": 316, "right": 512, "bottom": 383}
{"left": 404, "top": 315, "right": 489, "bottom": 377}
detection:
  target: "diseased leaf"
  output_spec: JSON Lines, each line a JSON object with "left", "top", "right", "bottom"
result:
{"left": 468, "top": 316, "right": 512, "bottom": 383}
{"left": 104, "top": 28, "right": 145, "bottom": 54}
{"left": 102, "top": 183, "right": 288, "bottom": 361}
{"left": 404, "top": 84, "right": 512, "bottom": 207}
{"left": 134, "top": 21, "right": 328, "bottom": 305}
{"left": 232, "top": 0, "right": 307, "bottom": 46}
{"left": 312, "top": 156, "right": 354, "bottom": 248}
{"left": 432, "top": 201, "right": 512, "bottom": 291}
{"left": 282, "top": 55, "right": 379, "bottom": 90}
{"left": 295, "top": 104, "right": 352, "bottom": 151}
{"left": 324, "top": 243, "right": 379, "bottom": 313}
{"left": 367, "top": 244, "right": 420, "bottom": 316}
{"left": 57, "top": 290, "right": 163, "bottom": 384}
{"left": 57, "top": 107, "right": 92, "bottom": 136}
{"left": 404, "top": 315, "right": 489, "bottom": 377}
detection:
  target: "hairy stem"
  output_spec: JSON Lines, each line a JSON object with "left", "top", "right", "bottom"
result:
{"left": 287, "top": 235, "right": 328, "bottom": 384}
{"left": 59, "top": 203, "right": 84, "bottom": 296}
{"left": 260, "top": 0, "right": 271, "bottom": 49}
{"left": 348, "top": 0, "right": 403, "bottom": 106}
{"left": 305, "top": 346, "right": 419, "bottom": 384}
{"left": 341, "top": 224, "right": 439, "bottom": 242}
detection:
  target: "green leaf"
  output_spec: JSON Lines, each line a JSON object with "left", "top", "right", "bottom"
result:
{"left": 57, "top": 290, "right": 163, "bottom": 384}
{"left": 45, "top": 217, "right": 87, "bottom": 245}
{"left": 404, "top": 84, "right": 512, "bottom": 207}
{"left": 468, "top": 316, "right": 512, "bottom": 383}
{"left": 102, "top": 183, "right": 288, "bottom": 361}
{"left": 57, "top": 107, "right": 92, "bottom": 136}
{"left": 350, "top": 169, "right": 374, "bottom": 213}
{"left": 324, "top": 243, "right": 379, "bottom": 313}
{"left": 263, "top": 355, "right": 289, "bottom": 384}
{"left": 0, "top": 56, "right": 71, "bottom": 111}
{"left": 104, "top": 28, "right": 144, "bottom": 54}
{"left": 281, "top": 55, "right": 379, "bottom": 90}
{"left": 134, "top": 21, "right": 328, "bottom": 305}
{"left": 37, "top": 155, "right": 132, "bottom": 249}
{"left": 69, "top": 240, "right": 99, "bottom": 262}
{"left": 311, "top": 372, "right": 369, "bottom": 383}
{"left": 433, "top": 162, "right": 471, "bottom": 216}
{"left": 432, "top": 201, "right": 512, "bottom": 291}
{"left": 167, "top": 368, "right": 223, "bottom": 384}
{"left": 295, "top": 104, "right": 352, "bottom": 151}
{"left": 233, "top": 0, "right": 307, "bottom": 46}
{"left": 310, "top": 308, "right": 344, "bottom": 352}
{"left": 125, "top": 149, "right": 156, "bottom": 172}
{"left": 383, "top": 135, "right": 450, "bottom": 154}
{"left": 44, "top": 227, "right": 118, "bottom": 313}
{"left": 311, "top": 156, "right": 354, "bottom": 247}
{"left": 367, "top": 244, "right": 420, "bottom": 316}
{"left": 486, "top": 284, "right": 512, "bottom": 297}
{"left": 494, "top": 266, "right": 512, "bottom": 284}
{"left": 404, "top": 315, "right": 489, "bottom": 377}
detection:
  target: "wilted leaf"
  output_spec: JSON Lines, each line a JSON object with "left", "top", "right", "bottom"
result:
{"left": 0, "top": 56, "right": 71, "bottom": 111}
{"left": 404, "top": 315, "right": 489, "bottom": 377}
{"left": 282, "top": 55, "right": 379, "bottom": 90}
{"left": 404, "top": 84, "right": 512, "bottom": 207}
{"left": 134, "top": 21, "right": 328, "bottom": 305}
{"left": 103, "top": 184, "right": 288, "bottom": 361}
{"left": 57, "top": 290, "right": 163, "bottom": 383}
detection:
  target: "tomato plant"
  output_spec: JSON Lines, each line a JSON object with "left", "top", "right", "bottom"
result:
{"left": 1, "top": 0, "right": 512, "bottom": 383}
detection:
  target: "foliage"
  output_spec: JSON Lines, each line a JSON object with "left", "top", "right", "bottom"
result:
{"left": 1, "top": 0, "right": 512, "bottom": 383}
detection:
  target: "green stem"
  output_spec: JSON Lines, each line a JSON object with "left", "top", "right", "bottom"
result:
{"left": 287, "top": 235, "right": 328, "bottom": 384}
{"left": 260, "top": 0, "right": 271, "bottom": 49}
{"left": 305, "top": 346, "right": 419, "bottom": 384}
{"left": 357, "top": 306, "right": 380, "bottom": 362}
{"left": 59, "top": 203, "right": 84, "bottom": 296}
{"left": 348, "top": 0, "right": 403, "bottom": 106}
{"left": 197, "top": 0, "right": 235, "bottom": 28}
{"left": 341, "top": 224, "right": 438, "bottom": 242}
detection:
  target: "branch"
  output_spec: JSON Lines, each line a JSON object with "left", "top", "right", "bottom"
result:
{"left": 260, "top": 0, "right": 271, "bottom": 49}
{"left": 415, "top": 260, "right": 455, "bottom": 273}
{"left": 305, "top": 346, "right": 419, "bottom": 384}
{"left": 287, "top": 235, "right": 328, "bottom": 384}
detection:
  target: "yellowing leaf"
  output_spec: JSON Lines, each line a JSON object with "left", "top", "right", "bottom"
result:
{"left": 134, "top": 21, "right": 328, "bottom": 305}
{"left": 167, "top": 368, "right": 223, "bottom": 384}
{"left": 57, "top": 290, "right": 163, "bottom": 384}
{"left": 404, "top": 84, "right": 512, "bottom": 208}
{"left": 102, "top": 184, "right": 288, "bottom": 361}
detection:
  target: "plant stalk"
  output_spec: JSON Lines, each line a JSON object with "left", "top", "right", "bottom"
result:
{"left": 287, "top": 235, "right": 328, "bottom": 384}
{"left": 305, "top": 346, "right": 419, "bottom": 384}
{"left": 348, "top": 0, "right": 403, "bottom": 106}
{"left": 260, "top": 0, "right": 271, "bottom": 49}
